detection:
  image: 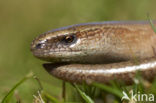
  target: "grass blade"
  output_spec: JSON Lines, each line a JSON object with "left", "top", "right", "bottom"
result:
{"left": 147, "top": 14, "right": 156, "bottom": 33}
{"left": 41, "top": 91, "right": 60, "bottom": 103}
{"left": 74, "top": 84, "right": 94, "bottom": 103}
{"left": 92, "top": 82, "right": 123, "bottom": 98}
{"left": 2, "top": 72, "right": 34, "bottom": 103}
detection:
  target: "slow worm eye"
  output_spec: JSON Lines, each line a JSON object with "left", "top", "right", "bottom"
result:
{"left": 62, "top": 34, "right": 77, "bottom": 45}
{"left": 65, "top": 35, "right": 74, "bottom": 43}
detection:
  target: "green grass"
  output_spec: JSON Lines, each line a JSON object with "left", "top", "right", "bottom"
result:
{"left": 2, "top": 72, "right": 34, "bottom": 103}
{"left": 1, "top": 0, "right": 156, "bottom": 103}
{"left": 2, "top": 72, "right": 156, "bottom": 103}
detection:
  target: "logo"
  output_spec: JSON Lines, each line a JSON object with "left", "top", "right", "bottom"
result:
{"left": 121, "top": 91, "right": 154, "bottom": 102}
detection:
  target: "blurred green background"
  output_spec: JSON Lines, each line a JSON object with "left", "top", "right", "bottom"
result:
{"left": 0, "top": 0, "right": 156, "bottom": 102}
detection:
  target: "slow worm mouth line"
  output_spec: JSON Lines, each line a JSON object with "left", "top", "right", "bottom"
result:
{"left": 43, "top": 63, "right": 69, "bottom": 73}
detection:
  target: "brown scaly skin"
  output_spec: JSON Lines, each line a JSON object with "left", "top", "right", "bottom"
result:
{"left": 43, "top": 58, "right": 156, "bottom": 84}
{"left": 31, "top": 21, "right": 156, "bottom": 84}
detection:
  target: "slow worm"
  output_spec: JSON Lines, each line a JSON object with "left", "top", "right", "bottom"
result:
{"left": 31, "top": 21, "right": 156, "bottom": 84}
